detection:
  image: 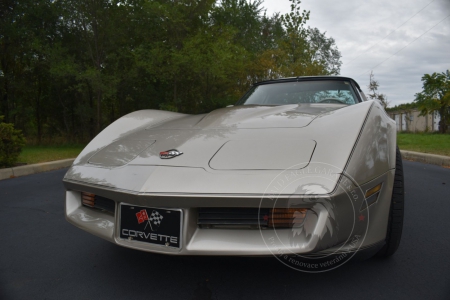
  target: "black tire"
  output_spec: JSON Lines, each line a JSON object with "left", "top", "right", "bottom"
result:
{"left": 375, "top": 146, "right": 405, "bottom": 257}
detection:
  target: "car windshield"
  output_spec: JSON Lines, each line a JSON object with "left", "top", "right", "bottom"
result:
{"left": 236, "top": 80, "right": 360, "bottom": 106}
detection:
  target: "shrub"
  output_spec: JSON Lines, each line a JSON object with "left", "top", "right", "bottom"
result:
{"left": 0, "top": 116, "right": 26, "bottom": 167}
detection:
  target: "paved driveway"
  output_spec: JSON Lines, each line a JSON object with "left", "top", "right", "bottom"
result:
{"left": 0, "top": 160, "right": 449, "bottom": 299}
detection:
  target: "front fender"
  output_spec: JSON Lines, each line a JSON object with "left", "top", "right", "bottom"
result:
{"left": 344, "top": 101, "right": 396, "bottom": 186}
{"left": 73, "top": 110, "right": 185, "bottom": 166}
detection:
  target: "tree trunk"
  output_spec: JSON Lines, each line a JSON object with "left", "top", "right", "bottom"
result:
{"left": 36, "top": 77, "right": 42, "bottom": 144}
{"left": 96, "top": 90, "right": 102, "bottom": 134}
{"left": 1, "top": 42, "right": 10, "bottom": 122}
{"left": 1, "top": 74, "right": 9, "bottom": 122}
{"left": 87, "top": 83, "right": 95, "bottom": 140}
{"left": 174, "top": 80, "right": 177, "bottom": 111}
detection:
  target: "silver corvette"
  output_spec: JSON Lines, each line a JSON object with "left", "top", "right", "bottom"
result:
{"left": 63, "top": 76, "right": 404, "bottom": 267}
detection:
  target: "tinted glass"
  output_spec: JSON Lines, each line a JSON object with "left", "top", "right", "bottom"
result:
{"left": 236, "top": 81, "right": 359, "bottom": 106}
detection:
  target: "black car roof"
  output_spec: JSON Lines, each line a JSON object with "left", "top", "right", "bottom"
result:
{"left": 254, "top": 76, "right": 362, "bottom": 91}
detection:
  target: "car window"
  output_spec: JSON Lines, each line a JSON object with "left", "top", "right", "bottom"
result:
{"left": 236, "top": 80, "right": 360, "bottom": 106}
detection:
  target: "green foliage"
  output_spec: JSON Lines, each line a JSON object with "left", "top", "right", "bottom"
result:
{"left": 0, "top": 116, "right": 26, "bottom": 167}
{"left": 414, "top": 70, "right": 450, "bottom": 133}
{"left": 0, "top": 0, "right": 342, "bottom": 142}
{"left": 159, "top": 103, "right": 179, "bottom": 113}
{"left": 386, "top": 102, "right": 418, "bottom": 113}
{"left": 307, "top": 27, "right": 341, "bottom": 75}
{"left": 367, "top": 71, "right": 388, "bottom": 108}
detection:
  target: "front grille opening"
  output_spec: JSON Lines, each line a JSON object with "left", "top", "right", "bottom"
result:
{"left": 198, "top": 208, "right": 307, "bottom": 229}
{"left": 81, "top": 192, "right": 115, "bottom": 214}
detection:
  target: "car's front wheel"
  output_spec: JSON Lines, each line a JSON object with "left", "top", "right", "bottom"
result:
{"left": 376, "top": 146, "right": 405, "bottom": 257}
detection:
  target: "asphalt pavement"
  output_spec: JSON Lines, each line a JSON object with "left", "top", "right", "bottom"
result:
{"left": 0, "top": 161, "right": 449, "bottom": 300}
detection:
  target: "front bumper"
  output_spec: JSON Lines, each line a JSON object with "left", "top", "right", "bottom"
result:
{"left": 64, "top": 169, "right": 394, "bottom": 256}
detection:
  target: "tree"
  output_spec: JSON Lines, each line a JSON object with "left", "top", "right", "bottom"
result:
{"left": 306, "top": 27, "right": 341, "bottom": 75}
{"left": 277, "top": 0, "right": 312, "bottom": 76}
{"left": 414, "top": 70, "right": 450, "bottom": 133}
{"left": 0, "top": 116, "right": 26, "bottom": 167}
{"left": 0, "top": 0, "right": 344, "bottom": 143}
{"left": 276, "top": 0, "right": 341, "bottom": 77}
{"left": 367, "top": 71, "right": 389, "bottom": 109}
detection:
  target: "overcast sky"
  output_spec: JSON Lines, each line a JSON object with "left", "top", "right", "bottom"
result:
{"left": 262, "top": 0, "right": 450, "bottom": 107}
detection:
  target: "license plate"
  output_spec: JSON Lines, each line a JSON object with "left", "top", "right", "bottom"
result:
{"left": 119, "top": 204, "right": 182, "bottom": 248}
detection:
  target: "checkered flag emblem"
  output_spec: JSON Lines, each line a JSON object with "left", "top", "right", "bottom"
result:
{"left": 150, "top": 210, "right": 164, "bottom": 226}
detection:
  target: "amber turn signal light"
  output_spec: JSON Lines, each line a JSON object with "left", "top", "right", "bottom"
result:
{"left": 365, "top": 183, "right": 382, "bottom": 199}
{"left": 81, "top": 192, "right": 95, "bottom": 207}
{"left": 268, "top": 208, "right": 308, "bottom": 228}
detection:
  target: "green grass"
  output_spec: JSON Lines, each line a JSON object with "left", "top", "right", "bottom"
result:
{"left": 397, "top": 133, "right": 450, "bottom": 156}
{"left": 17, "top": 145, "right": 86, "bottom": 165}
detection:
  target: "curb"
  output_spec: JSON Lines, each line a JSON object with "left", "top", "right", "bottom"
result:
{"left": 0, "top": 158, "right": 74, "bottom": 181}
{"left": 400, "top": 150, "right": 450, "bottom": 167}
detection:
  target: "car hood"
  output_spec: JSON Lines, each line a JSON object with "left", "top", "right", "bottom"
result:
{"left": 86, "top": 104, "right": 346, "bottom": 169}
